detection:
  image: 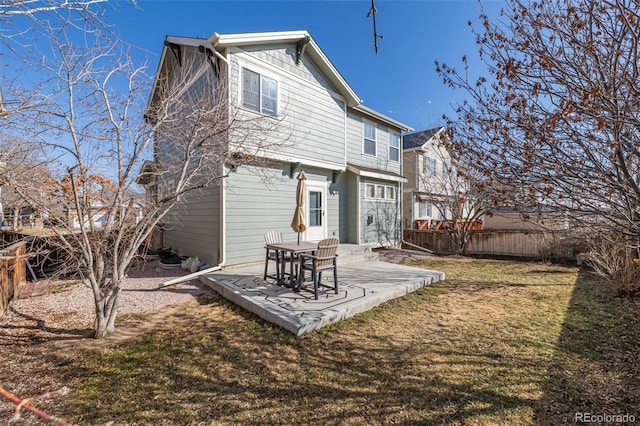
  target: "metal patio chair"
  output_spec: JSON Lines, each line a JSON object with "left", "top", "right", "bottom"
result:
{"left": 297, "top": 237, "right": 339, "bottom": 300}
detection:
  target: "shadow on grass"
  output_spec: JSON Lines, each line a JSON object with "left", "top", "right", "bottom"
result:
{"left": 54, "top": 329, "right": 540, "bottom": 425}
{"left": 534, "top": 269, "right": 640, "bottom": 424}
{"left": 0, "top": 307, "right": 93, "bottom": 346}
{"left": 15, "top": 260, "right": 639, "bottom": 425}
{"left": 48, "top": 296, "right": 544, "bottom": 425}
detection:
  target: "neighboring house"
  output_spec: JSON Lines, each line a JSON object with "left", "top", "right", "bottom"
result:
{"left": 402, "top": 127, "right": 457, "bottom": 229}
{"left": 482, "top": 207, "right": 570, "bottom": 231}
{"left": 66, "top": 202, "right": 142, "bottom": 231}
{"left": 62, "top": 176, "right": 144, "bottom": 231}
{"left": 66, "top": 195, "right": 144, "bottom": 232}
{"left": 145, "top": 30, "right": 412, "bottom": 267}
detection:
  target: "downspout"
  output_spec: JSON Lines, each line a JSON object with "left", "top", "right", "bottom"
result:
{"left": 158, "top": 164, "right": 229, "bottom": 287}
{"left": 158, "top": 50, "right": 230, "bottom": 288}
{"left": 356, "top": 175, "right": 362, "bottom": 245}
{"left": 157, "top": 166, "right": 228, "bottom": 287}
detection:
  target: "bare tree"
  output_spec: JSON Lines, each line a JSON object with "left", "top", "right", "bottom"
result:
{"left": 0, "top": 134, "right": 53, "bottom": 226}
{"left": 366, "top": 197, "right": 401, "bottom": 247}
{"left": 0, "top": 0, "right": 107, "bottom": 16}
{"left": 3, "top": 9, "right": 288, "bottom": 338}
{"left": 411, "top": 130, "right": 489, "bottom": 254}
{"left": 436, "top": 0, "right": 640, "bottom": 249}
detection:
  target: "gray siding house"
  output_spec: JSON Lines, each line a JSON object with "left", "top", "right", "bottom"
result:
{"left": 146, "top": 30, "right": 412, "bottom": 267}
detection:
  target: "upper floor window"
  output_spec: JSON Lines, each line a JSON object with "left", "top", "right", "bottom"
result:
{"left": 389, "top": 133, "right": 400, "bottom": 162}
{"left": 242, "top": 68, "right": 277, "bottom": 116}
{"left": 423, "top": 156, "right": 437, "bottom": 175}
{"left": 364, "top": 121, "right": 377, "bottom": 156}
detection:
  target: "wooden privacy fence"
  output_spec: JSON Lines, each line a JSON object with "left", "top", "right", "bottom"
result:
{"left": 0, "top": 241, "right": 27, "bottom": 318}
{"left": 404, "top": 229, "right": 575, "bottom": 259}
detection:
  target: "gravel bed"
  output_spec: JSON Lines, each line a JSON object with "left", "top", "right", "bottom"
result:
{"left": 0, "top": 250, "right": 427, "bottom": 342}
{"left": 0, "top": 259, "right": 210, "bottom": 342}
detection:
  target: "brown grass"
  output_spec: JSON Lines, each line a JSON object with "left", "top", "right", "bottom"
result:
{"left": 2, "top": 257, "right": 639, "bottom": 425}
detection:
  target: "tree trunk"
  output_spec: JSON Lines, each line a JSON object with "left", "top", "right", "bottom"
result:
{"left": 93, "top": 286, "right": 120, "bottom": 339}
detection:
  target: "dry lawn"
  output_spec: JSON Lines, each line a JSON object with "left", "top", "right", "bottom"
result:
{"left": 1, "top": 256, "right": 639, "bottom": 425}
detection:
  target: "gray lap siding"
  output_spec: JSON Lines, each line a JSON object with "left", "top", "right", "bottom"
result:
{"left": 223, "top": 163, "right": 338, "bottom": 266}
{"left": 162, "top": 185, "right": 221, "bottom": 266}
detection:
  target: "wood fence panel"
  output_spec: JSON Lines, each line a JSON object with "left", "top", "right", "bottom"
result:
{"left": 0, "top": 241, "right": 28, "bottom": 318}
{"left": 404, "top": 229, "right": 568, "bottom": 258}
{"left": 0, "top": 260, "right": 9, "bottom": 317}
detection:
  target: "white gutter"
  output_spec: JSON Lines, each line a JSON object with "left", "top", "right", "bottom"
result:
{"left": 346, "top": 164, "right": 407, "bottom": 183}
{"left": 353, "top": 104, "right": 413, "bottom": 133}
{"left": 270, "top": 152, "right": 345, "bottom": 171}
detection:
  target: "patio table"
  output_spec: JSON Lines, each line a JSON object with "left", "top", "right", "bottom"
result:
{"left": 264, "top": 241, "right": 317, "bottom": 290}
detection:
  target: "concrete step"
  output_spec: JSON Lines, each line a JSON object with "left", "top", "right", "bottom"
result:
{"left": 337, "top": 244, "right": 379, "bottom": 265}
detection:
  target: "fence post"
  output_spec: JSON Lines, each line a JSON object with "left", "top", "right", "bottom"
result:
{"left": 0, "top": 241, "right": 28, "bottom": 317}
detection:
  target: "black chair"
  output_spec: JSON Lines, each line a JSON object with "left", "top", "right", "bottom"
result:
{"left": 297, "top": 238, "right": 339, "bottom": 299}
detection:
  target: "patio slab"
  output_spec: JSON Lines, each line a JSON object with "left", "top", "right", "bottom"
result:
{"left": 200, "top": 260, "right": 444, "bottom": 336}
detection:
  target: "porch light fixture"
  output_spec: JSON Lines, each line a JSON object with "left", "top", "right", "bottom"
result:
{"left": 332, "top": 169, "right": 344, "bottom": 184}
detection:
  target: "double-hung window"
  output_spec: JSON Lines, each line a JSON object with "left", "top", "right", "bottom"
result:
{"left": 364, "top": 121, "right": 377, "bottom": 156}
{"left": 389, "top": 133, "right": 400, "bottom": 162}
{"left": 242, "top": 68, "right": 277, "bottom": 116}
{"left": 424, "top": 156, "right": 436, "bottom": 175}
{"left": 418, "top": 201, "right": 432, "bottom": 218}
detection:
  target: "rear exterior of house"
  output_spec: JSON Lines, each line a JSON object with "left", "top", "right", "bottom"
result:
{"left": 148, "top": 31, "right": 411, "bottom": 267}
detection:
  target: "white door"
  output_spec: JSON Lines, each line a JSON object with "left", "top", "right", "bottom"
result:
{"left": 305, "top": 182, "right": 327, "bottom": 242}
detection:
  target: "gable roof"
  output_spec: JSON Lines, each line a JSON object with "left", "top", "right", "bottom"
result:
{"left": 146, "top": 35, "right": 225, "bottom": 122}
{"left": 211, "top": 31, "right": 412, "bottom": 132}
{"left": 211, "top": 30, "right": 361, "bottom": 108}
{"left": 147, "top": 30, "right": 412, "bottom": 132}
{"left": 403, "top": 127, "right": 445, "bottom": 150}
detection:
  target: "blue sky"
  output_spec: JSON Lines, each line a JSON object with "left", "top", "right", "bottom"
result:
{"left": 106, "top": 0, "right": 504, "bottom": 132}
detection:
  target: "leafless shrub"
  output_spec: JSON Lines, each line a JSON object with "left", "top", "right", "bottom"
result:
{"left": 535, "top": 231, "right": 587, "bottom": 264}
{"left": 584, "top": 237, "right": 640, "bottom": 298}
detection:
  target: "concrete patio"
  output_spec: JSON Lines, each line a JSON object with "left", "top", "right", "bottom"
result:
{"left": 200, "top": 257, "right": 444, "bottom": 336}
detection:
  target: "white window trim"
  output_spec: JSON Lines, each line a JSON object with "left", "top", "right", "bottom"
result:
{"left": 363, "top": 182, "right": 397, "bottom": 201}
{"left": 238, "top": 62, "right": 280, "bottom": 117}
{"left": 418, "top": 200, "right": 432, "bottom": 218}
{"left": 423, "top": 155, "right": 437, "bottom": 176}
{"left": 388, "top": 132, "right": 400, "bottom": 163}
{"left": 363, "top": 119, "right": 377, "bottom": 157}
